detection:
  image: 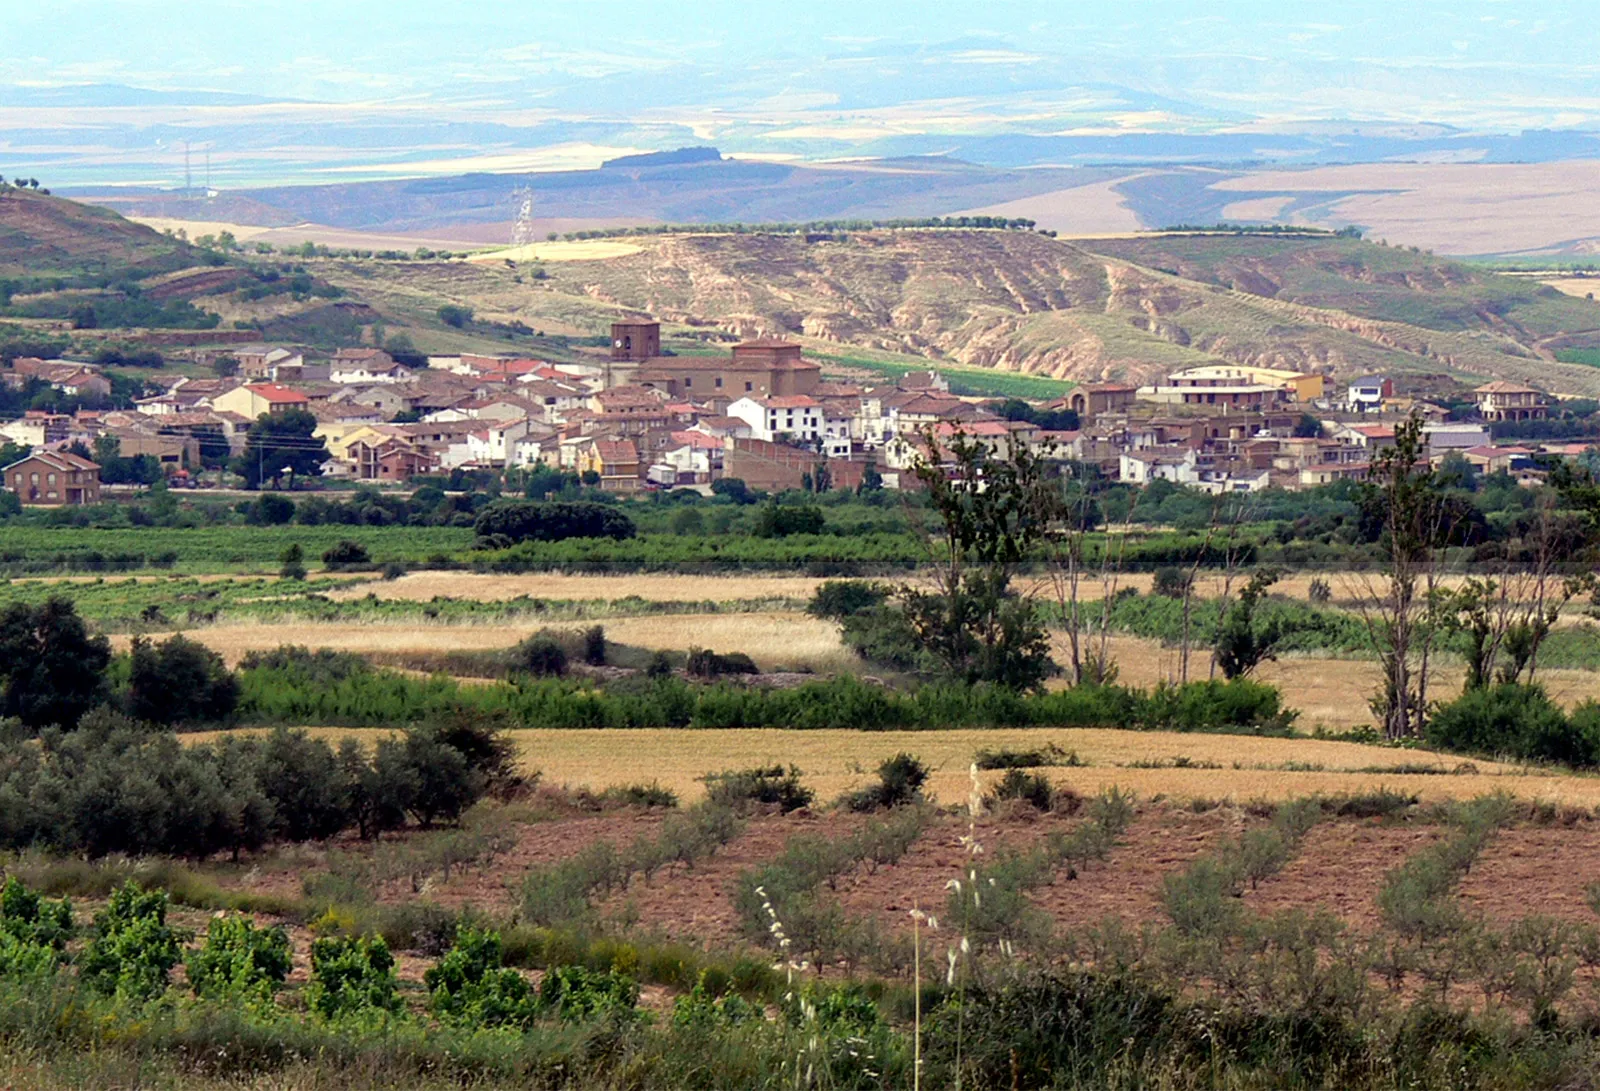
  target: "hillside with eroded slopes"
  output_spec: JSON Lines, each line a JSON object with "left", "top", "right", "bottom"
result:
{"left": 0, "top": 188, "right": 196, "bottom": 278}
{"left": 468, "top": 229, "right": 1600, "bottom": 394}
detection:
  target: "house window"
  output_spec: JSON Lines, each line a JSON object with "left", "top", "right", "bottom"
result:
{"left": 30, "top": 473, "right": 38, "bottom": 485}
{"left": 683, "top": 378, "right": 692, "bottom": 389}
{"left": 745, "top": 382, "right": 753, "bottom": 392}
{"left": 715, "top": 377, "right": 723, "bottom": 389}
{"left": 47, "top": 473, "right": 56, "bottom": 485}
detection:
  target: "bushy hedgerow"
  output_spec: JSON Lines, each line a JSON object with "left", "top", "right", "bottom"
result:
{"left": 473, "top": 500, "right": 635, "bottom": 545}
{"left": 234, "top": 652, "right": 1294, "bottom": 735}
{"left": 1425, "top": 683, "right": 1600, "bottom": 768}
{"left": 0, "top": 706, "right": 514, "bottom": 858}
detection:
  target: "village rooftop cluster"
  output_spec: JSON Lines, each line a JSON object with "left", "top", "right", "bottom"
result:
{"left": 0, "top": 317, "right": 1571, "bottom": 504}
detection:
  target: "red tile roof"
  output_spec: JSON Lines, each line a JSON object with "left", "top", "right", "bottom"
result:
{"left": 244, "top": 384, "right": 310, "bottom": 404}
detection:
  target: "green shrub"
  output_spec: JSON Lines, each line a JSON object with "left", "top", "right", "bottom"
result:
{"left": 78, "top": 882, "right": 183, "bottom": 1000}
{"left": 974, "top": 743, "right": 1080, "bottom": 769}
{"left": 520, "top": 842, "right": 624, "bottom": 928}
{"left": 515, "top": 634, "right": 569, "bottom": 678}
{"left": 926, "top": 972, "right": 1180, "bottom": 1089}
{"left": 0, "top": 877, "right": 73, "bottom": 977}
{"left": 278, "top": 543, "right": 306, "bottom": 581}
{"left": 539, "top": 964, "right": 640, "bottom": 1023}
{"left": 703, "top": 765, "right": 813, "bottom": 813}
{"left": 321, "top": 539, "right": 371, "bottom": 568}
{"left": 685, "top": 647, "right": 760, "bottom": 678}
{"left": 806, "top": 580, "right": 889, "bottom": 620}
{"left": 473, "top": 500, "right": 635, "bottom": 545}
{"left": 126, "top": 633, "right": 239, "bottom": 725}
{"left": 602, "top": 781, "right": 679, "bottom": 808}
{"left": 1425, "top": 683, "right": 1595, "bottom": 767}
{"left": 305, "top": 934, "right": 402, "bottom": 1021}
{"left": 185, "top": 914, "right": 292, "bottom": 1002}
{"left": 426, "top": 927, "right": 539, "bottom": 1029}
{"left": 844, "top": 752, "right": 929, "bottom": 811}
{"left": 1308, "top": 577, "right": 1332, "bottom": 603}
{"left": 988, "top": 768, "right": 1057, "bottom": 811}
{"left": 1329, "top": 787, "right": 1419, "bottom": 819}
{"left": 1141, "top": 677, "right": 1295, "bottom": 734}
{"left": 672, "top": 971, "right": 760, "bottom": 1029}
{"left": 582, "top": 624, "right": 607, "bottom": 667}
{"left": 753, "top": 501, "right": 824, "bottom": 538}
{"left": 1161, "top": 855, "right": 1245, "bottom": 937}
{"left": 1152, "top": 566, "right": 1192, "bottom": 599}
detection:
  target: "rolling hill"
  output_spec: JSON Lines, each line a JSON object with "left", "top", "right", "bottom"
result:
{"left": 0, "top": 187, "right": 195, "bottom": 278}
{"left": 371, "top": 228, "right": 1600, "bottom": 394}
{"left": 8, "top": 190, "right": 1600, "bottom": 397}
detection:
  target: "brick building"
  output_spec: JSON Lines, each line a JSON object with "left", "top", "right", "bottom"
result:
{"left": 3, "top": 449, "right": 101, "bottom": 505}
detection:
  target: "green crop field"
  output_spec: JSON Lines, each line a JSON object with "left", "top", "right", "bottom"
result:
{"left": 1556, "top": 348, "right": 1600, "bottom": 368}
{"left": 0, "top": 524, "right": 473, "bottom": 572}
{"left": 812, "top": 350, "right": 1074, "bottom": 399}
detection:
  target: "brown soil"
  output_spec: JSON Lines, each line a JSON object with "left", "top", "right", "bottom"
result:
{"left": 203, "top": 802, "right": 1600, "bottom": 980}
{"left": 1246, "top": 819, "right": 1440, "bottom": 931}
{"left": 1459, "top": 825, "right": 1600, "bottom": 925}
{"left": 1033, "top": 806, "right": 1244, "bottom": 932}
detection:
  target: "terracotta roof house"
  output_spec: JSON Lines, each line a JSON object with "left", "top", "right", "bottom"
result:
{"left": 1475, "top": 381, "right": 1547, "bottom": 423}
{"left": 3, "top": 449, "right": 101, "bottom": 505}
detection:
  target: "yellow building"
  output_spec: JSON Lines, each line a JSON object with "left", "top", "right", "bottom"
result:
{"left": 1166, "top": 365, "right": 1324, "bottom": 402}
{"left": 209, "top": 383, "right": 311, "bottom": 419}
{"left": 318, "top": 423, "right": 391, "bottom": 463}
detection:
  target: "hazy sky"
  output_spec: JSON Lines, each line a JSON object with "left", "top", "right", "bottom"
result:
{"left": 4, "top": 0, "right": 1598, "bottom": 124}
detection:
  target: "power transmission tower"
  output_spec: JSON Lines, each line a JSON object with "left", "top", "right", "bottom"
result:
{"left": 183, "top": 141, "right": 192, "bottom": 199}
{"left": 511, "top": 187, "right": 537, "bottom": 247}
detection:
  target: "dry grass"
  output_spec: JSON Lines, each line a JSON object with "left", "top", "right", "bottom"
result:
{"left": 185, "top": 725, "right": 1600, "bottom": 807}
{"left": 324, "top": 571, "right": 831, "bottom": 604}
{"left": 470, "top": 240, "right": 645, "bottom": 263}
{"left": 125, "top": 611, "right": 851, "bottom": 671}
{"left": 1540, "top": 276, "right": 1600, "bottom": 300}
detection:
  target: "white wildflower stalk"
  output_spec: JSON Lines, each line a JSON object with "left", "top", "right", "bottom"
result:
{"left": 952, "top": 763, "right": 985, "bottom": 1091}
{"left": 908, "top": 905, "right": 937, "bottom": 1091}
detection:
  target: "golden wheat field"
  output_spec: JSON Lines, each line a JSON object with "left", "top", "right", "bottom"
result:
{"left": 184, "top": 725, "right": 1600, "bottom": 807}
{"left": 124, "top": 612, "right": 855, "bottom": 671}
{"left": 323, "top": 571, "right": 831, "bottom": 604}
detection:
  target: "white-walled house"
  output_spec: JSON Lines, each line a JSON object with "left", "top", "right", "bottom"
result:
{"left": 330, "top": 348, "right": 412, "bottom": 385}
{"left": 1119, "top": 447, "right": 1202, "bottom": 485}
{"left": 1345, "top": 376, "right": 1393, "bottom": 413}
{"left": 463, "top": 419, "right": 534, "bottom": 467}
{"left": 726, "top": 395, "right": 823, "bottom": 443}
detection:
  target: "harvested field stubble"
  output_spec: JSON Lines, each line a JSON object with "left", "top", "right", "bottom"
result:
{"left": 323, "top": 572, "right": 834, "bottom": 603}
{"left": 182, "top": 726, "right": 1600, "bottom": 807}
{"left": 118, "top": 612, "right": 852, "bottom": 670}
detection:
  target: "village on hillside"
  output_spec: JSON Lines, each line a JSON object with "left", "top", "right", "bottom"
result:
{"left": 0, "top": 317, "right": 1576, "bottom": 504}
